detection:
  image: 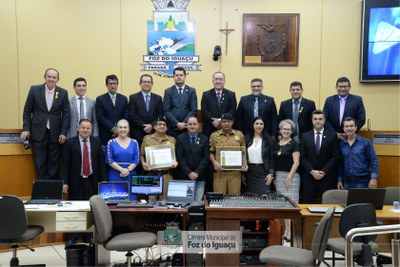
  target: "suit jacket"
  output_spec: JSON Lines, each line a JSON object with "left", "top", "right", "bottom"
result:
{"left": 175, "top": 132, "right": 210, "bottom": 181}
{"left": 300, "top": 129, "right": 340, "bottom": 184}
{"left": 278, "top": 97, "right": 316, "bottom": 138}
{"left": 323, "top": 94, "right": 366, "bottom": 133}
{"left": 68, "top": 96, "right": 98, "bottom": 138}
{"left": 236, "top": 94, "right": 278, "bottom": 137}
{"left": 163, "top": 85, "right": 197, "bottom": 130}
{"left": 60, "top": 136, "right": 107, "bottom": 196}
{"left": 201, "top": 88, "right": 237, "bottom": 137}
{"left": 22, "top": 84, "right": 70, "bottom": 142}
{"left": 95, "top": 92, "right": 128, "bottom": 145}
{"left": 128, "top": 91, "right": 163, "bottom": 143}
{"left": 245, "top": 134, "right": 275, "bottom": 174}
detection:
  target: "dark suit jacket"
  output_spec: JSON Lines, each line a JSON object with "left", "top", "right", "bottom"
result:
{"left": 175, "top": 132, "right": 209, "bottom": 181}
{"left": 201, "top": 88, "right": 237, "bottom": 137}
{"left": 22, "top": 84, "right": 70, "bottom": 142}
{"left": 236, "top": 94, "right": 278, "bottom": 137}
{"left": 128, "top": 91, "right": 163, "bottom": 143}
{"left": 163, "top": 85, "right": 197, "bottom": 130}
{"left": 323, "top": 94, "right": 366, "bottom": 133}
{"left": 245, "top": 134, "right": 275, "bottom": 174}
{"left": 300, "top": 129, "right": 340, "bottom": 184}
{"left": 95, "top": 93, "right": 128, "bottom": 145}
{"left": 278, "top": 97, "right": 316, "bottom": 138}
{"left": 60, "top": 136, "right": 107, "bottom": 197}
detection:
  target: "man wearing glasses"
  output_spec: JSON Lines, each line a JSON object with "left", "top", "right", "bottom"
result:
{"left": 323, "top": 77, "right": 366, "bottom": 140}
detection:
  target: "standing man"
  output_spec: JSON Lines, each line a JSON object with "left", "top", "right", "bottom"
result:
{"left": 96, "top": 74, "right": 128, "bottom": 148}
{"left": 236, "top": 78, "right": 278, "bottom": 137}
{"left": 68, "top": 77, "right": 98, "bottom": 138}
{"left": 20, "top": 68, "right": 70, "bottom": 180}
{"left": 141, "top": 117, "right": 178, "bottom": 200}
{"left": 323, "top": 76, "right": 366, "bottom": 139}
{"left": 300, "top": 110, "right": 340, "bottom": 203}
{"left": 128, "top": 74, "right": 163, "bottom": 145}
{"left": 278, "top": 81, "right": 316, "bottom": 142}
{"left": 209, "top": 113, "right": 248, "bottom": 194}
{"left": 163, "top": 67, "right": 197, "bottom": 136}
{"left": 337, "top": 117, "right": 378, "bottom": 190}
{"left": 61, "top": 119, "right": 107, "bottom": 245}
{"left": 201, "top": 71, "right": 237, "bottom": 138}
{"left": 176, "top": 116, "right": 209, "bottom": 201}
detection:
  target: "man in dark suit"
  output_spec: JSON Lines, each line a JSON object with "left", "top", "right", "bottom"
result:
{"left": 95, "top": 74, "right": 128, "bottom": 148}
{"left": 300, "top": 110, "right": 340, "bottom": 203}
{"left": 278, "top": 81, "right": 316, "bottom": 142}
{"left": 68, "top": 77, "right": 98, "bottom": 138}
{"left": 236, "top": 78, "right": 278, "bottom": 137}
{"left": 176, "top": 116, "right": 209, "bottom": 201}
{"left": 20, "top": 68, "right": 70, "bottom": 180}
{"left": 163, "top": 67, "right": 197, "bottom": 136}
{"left": 128, "top": 74, "right": 163, "bottom": 145}
{"left": 201, "top": 71, "right": 237, "bottom": 137}
{"left": 61, "top": 119, "right": 107, "bottom": 245}
{"left": 323, "top": 76, "right": 366, "bottom": 139}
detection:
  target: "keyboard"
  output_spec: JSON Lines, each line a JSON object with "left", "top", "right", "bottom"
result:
{"left": 26, "top": 199, "right": 60, "bottom": 205}
{"left": 116, "top": 202, "right": 154, "bottom": 208}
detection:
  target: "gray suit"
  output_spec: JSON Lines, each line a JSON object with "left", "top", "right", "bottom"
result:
{"left": 68, "top": 96, "right": 99, "bottom": 138}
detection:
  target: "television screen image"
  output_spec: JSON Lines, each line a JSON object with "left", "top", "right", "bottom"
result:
{"left": 131, "top": 175, "right": 163, "bottom": 195}
{"left": 360, "top": 0, "right": 400, "bottom": 82}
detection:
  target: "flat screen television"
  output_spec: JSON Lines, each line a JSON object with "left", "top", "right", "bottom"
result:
{"left": 360, "top": 0, "right": 400, "bottom": 82}
{"left": 131, "top": 175, "right": 163, "bottom": 196}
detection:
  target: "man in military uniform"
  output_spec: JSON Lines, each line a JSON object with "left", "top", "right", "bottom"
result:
{"left": 141, "top": 117, "right": 178, "bottom": 200}
{"left": 209, "top": 113, "right": 248, "bottom": 194}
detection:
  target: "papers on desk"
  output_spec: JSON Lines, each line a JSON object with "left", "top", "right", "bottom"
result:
{"left": 307, "top": 206, "right": 344, "bottom": 213}
{"left": 24, "top": 204, "right": 40, "bottom": 209}
{"left": 390, "top": 208, "right": 400, "bottom": 213}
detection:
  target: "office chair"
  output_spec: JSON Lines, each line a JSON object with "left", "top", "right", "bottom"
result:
{"left": 327, "top": 203, "right": 379, "bottom": 266}
{"left": 89, "top": 195, "right": 157, "bottom": 267}
{"left": 0, "top": 195, "right": 45, "bottom": 267}
{"left": 384, "top": 187, "right": 400, "bottom": 205}
{"left": 322, "top": 189, "right": 348, "bottom": 205}
{"left": 259, "top": 207, "right": 335, "bottom": 266}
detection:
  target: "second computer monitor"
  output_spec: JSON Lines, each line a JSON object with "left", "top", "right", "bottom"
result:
{"left": 131, "top": 175, "right": 163, "bottom": 196}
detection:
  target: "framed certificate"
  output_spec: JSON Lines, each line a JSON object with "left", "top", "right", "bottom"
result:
{"left": 216, "top": 146, "right": 246, "bottom": 170}
{"left": 145, "top": 144, "right": 175, "bottom": 170}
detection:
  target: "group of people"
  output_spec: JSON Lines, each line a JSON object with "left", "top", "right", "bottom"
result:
{"left": 21, "top": 67, "right": 378, "bottom": 243}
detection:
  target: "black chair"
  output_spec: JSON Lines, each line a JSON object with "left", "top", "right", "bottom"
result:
{"left": 327, "top": 203, "right": 379, "bottom": 266}
{"left": 259, "top": 207, "right": 335, "bottom": 266}
{"left": 0, "top": 195, "right": 45, "bottom": 267}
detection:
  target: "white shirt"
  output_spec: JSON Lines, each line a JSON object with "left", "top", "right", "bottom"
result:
{"left": 247, "top": 139, "right": 263, "bottom": 164}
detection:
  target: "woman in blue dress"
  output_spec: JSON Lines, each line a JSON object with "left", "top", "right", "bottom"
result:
{"left": 106, "top": 119, "right": 140, "bottom": 199}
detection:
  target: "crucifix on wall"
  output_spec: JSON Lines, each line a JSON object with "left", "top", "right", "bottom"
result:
{"left": 219, "top": 22, "right": 235, "bottom": 55}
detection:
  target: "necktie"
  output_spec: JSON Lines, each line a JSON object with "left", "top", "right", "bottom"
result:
{"left": 293, "top": 100, "right": 299, "bottom": 136}
{"left": 178, "top": 88, "right": 183, "bottom": 121}
{"left": 178, "top": 88, "right": 183, "bottom": 101}
{"left": 315, "top": 132, "right": 321, "bottom": 154}
{"left": 145, "top": 94, "right": 150, "bottom": 112}
{"left": 191, "top": 136, "right": 196, "bottom": 145}
{"left": 111, "top": 95, "right": 116, "bottom": 106}
{"left": 339, "top": 97, "right": 346, "bottom": 125}
{"left": 79, "top": 97, "right": 85, "bottom": 120}
{"left": 82, "top": 139, "right": 90, "bottom": 177}
{"left": 254, "top": 97, "right": 259, "bottom": 118}
{"left": 216, "top": 92, "right": 221, "bottom": 104}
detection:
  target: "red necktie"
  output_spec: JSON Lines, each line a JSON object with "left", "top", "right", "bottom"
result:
{"left": 83, "top": 139, "right": 90, "bottom": 176}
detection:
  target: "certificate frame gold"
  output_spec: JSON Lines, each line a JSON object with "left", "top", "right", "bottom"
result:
{"left": 242, "top": 13, "right": 300, "bottom": 66}
{"left": 216, "top": 146, "right": 246, "bottom": 170}
{"left": 145, "top": 144, "right": 175, "bottom": 170}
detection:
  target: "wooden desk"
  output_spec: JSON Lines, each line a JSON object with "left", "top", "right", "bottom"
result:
{"left": 205, "top": 204, "right": 301, "bottom": 266}
{"left": 300, "top": 204, "right": 400, "bottom": 252}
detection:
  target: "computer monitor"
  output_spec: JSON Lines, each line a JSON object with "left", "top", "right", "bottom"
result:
{"left": 131, "top": 175, "right": 163, "bottom": 196}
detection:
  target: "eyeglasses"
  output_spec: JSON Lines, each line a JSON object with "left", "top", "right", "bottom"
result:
{"left": 337, "top": 85, "right": 349, "bottom": 89}
{"left": 141, "top": 81, "right": 152, "bottom": 84}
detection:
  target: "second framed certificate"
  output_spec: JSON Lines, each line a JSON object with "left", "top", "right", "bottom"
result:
{"left": 145, "top": 144, "right": 175, "bottom": 170}
{"left": 216, "top": 146, "right": 246, "bottom": 170}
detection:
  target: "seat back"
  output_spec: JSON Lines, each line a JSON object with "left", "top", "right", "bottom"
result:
{"left": 311, "top": 207, "right": 335, "bottom": 261}
{"left": 339, "top": 203, "right": 377, "bottom": 243}
{"left": 0, "top": 195, "right": 27, "bottom": 240}
{"left": 89, "top": 195, "right": 113, "bottom": 244}
{"left": 322, "top": 189, "right": 348, "bottom": 204}
{"left": 384, "top": 187, "right": 400, "bottom": 205}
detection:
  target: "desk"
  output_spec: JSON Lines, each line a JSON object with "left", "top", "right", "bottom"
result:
{"left": 205, "top": 204, "right": 301, "bottom": 266}
{"left": 300, "top": 204, "right": 400, "bottom": 252}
